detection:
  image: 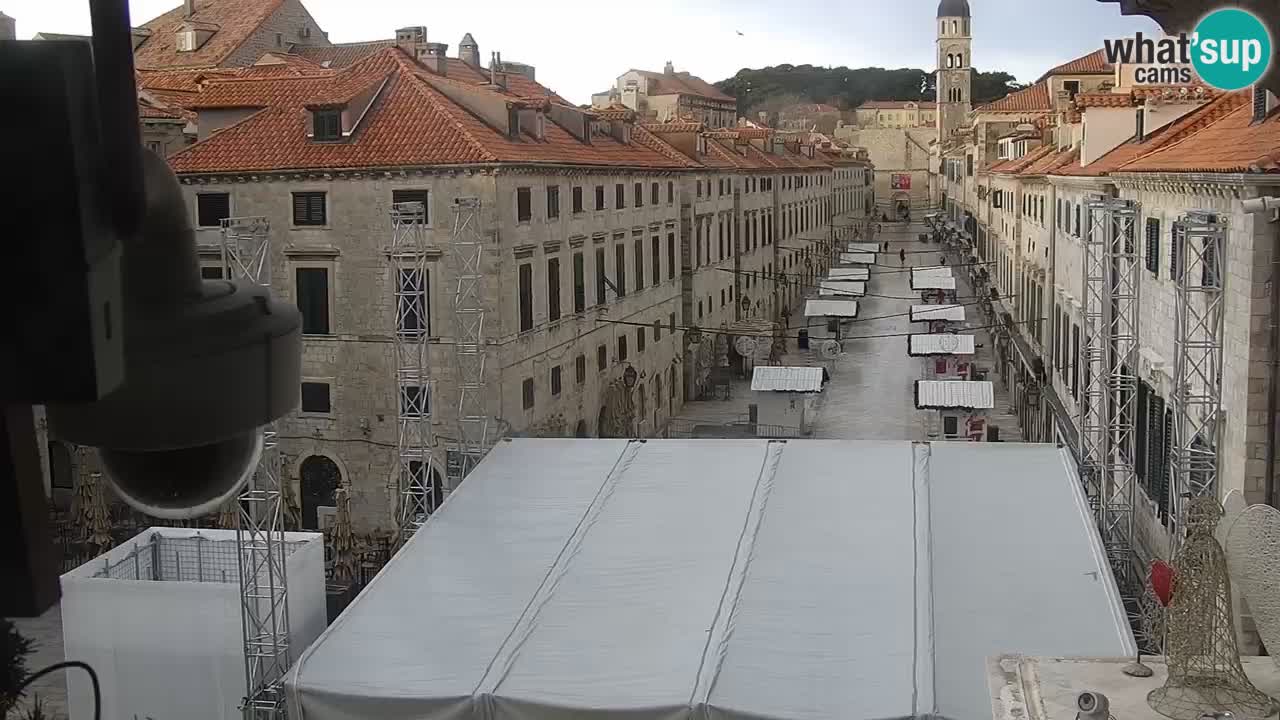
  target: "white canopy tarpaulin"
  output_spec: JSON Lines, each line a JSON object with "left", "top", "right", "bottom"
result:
{"left": 286, "top": 439, "right": 1134, "bottom": 720}
{"left": 839, "top": 251, "right": 876, "bottom": 264}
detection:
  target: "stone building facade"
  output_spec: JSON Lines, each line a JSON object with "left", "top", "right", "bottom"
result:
{"left": 934, "top": 35, "right": 1280, "bottom": 576}
{"left": 592, "top": 63, "right": 737, "bottom": 128}
{"left": 850, "top": 101, "right": 937, "bottom": 129}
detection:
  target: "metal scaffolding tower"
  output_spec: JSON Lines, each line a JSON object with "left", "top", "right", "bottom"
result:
{"left": 390, "top": 202, "right": 441, "bottom": 546}
{"left": 1078, "top": 197, "right": 1141, "bottom": 597}
{"left": 449, "top": 198, "right": 492, "bottom": 486}
{"left": 220, "top": 216, "right": 291, "bottom": 720}
{"left": 1169, "top": 212, "right": 1227, "bottom": 540}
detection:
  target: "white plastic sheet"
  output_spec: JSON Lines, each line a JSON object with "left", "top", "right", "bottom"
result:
{"left": 61, "top": 528, "right": 325, "bottom": 720}
{"left": 287, "top": 440, "right": 1134, "bottom": 720}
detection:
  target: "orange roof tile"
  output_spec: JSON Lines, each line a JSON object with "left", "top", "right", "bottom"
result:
{"left": 138, "top": 66, "right": 240, "bottom": 92}
{"left": 976, "top": 81, "right": 1051, "bottom": 113}
{"left": 1055, "top": 92, "right": 1250, "bottom": 176}
{"left": 133, "top": 0, "right": 285, "bottom": 70}
{"left": 1018, "top": 146, "right": 1078, "bottom": 176}
{"left": 1036, "top": 48, "right": 1112, "bottom": 82}
{"left": 640, "top": 121, "right": 704, "bottom": 133}
{"left": 167, "top": 48, "right": 700, "bottom": 174}
{"left": 1075, "top": 91, "right": 1134, "bottom": 108}
{"left": 1118, "top": 99, "right": 1280, "bottom": 173}
{"left": 993, "top": 143, "right": 1055, "bottom": 174}
{"left": 1131, "top": 85, "right": 1220, "bottom": 102}
{"left": 294, "top": 41, "right": 395, "bottom": 69}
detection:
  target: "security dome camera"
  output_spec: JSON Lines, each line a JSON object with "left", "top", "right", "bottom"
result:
{"left": 47, "top": 150, "right": 301, "bottom": 519}
{"left": 1076, "top": 691, "right": 1110, "bottom": 719}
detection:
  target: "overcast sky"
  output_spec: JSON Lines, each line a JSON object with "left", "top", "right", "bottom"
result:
{"left": 8, "top": 0, "right": 1159, "bottom": 104}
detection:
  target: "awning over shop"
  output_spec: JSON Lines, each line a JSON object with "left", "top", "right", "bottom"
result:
{"left": 818, "top": 280, "right": 865, "bottom": 297}
{"left": 846, "top": 242, "right": 880, "bottom": 253}
{"left": 750, "top": 366, "right": 828, "bottom": 392}
{"left": 829, "top": 267, "right": 870, "bottom": 281}
{"left": 839, "top": 252, "right": 876, "bottom": 265}
{"left": 910, "top": 275, "right": 957, "bottom": 291}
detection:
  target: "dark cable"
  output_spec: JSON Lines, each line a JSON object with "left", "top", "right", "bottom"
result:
{"left": 18, "top": 661, "right": 100, "bottom": 720}
{"left": 90, "top": 0, "right": 143, "bottom": 239}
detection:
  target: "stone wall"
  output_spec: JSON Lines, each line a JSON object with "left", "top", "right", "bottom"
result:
{"left": 224, "top": 0, "right": 330, "bottom": 67}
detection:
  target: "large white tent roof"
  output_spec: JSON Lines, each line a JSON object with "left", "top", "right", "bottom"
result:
{"left": 286, "top": 439, "right": 1134, "bottom": 720}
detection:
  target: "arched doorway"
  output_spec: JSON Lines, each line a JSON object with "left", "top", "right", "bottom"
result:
{"left": 299, "top": 455, "right": 341, "bottom": 530}
{"left": 575, "top": 420, "right": 589, "bottom": 438}
{"left": 597, "top": 405, "right": 611, "bottom": 439}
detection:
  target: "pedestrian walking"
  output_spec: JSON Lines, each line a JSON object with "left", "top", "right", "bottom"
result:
{"left": 883, "top": 240, "right": 888, "bottom": 252}
{"left": 940, "top": 255, "right": 947, "bottom": 266}
{"left": 899, "top": 248, "right": 906, "bottom": 265}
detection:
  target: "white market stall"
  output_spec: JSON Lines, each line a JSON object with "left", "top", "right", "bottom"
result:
{"left": 909, "top": 333, "right": 978, "bottom": 380}
{"left": 284, "top": 439, "right": 1135, "bottom": 720}
{"left": 910, "top": 304, "right": 965, "bottom": 323}
{"left": 828, "top": 267, "right": 870, "bottom": 281}
{"left": 818, "top": 280, "right": 865, "bottom": 297}
{"left": 61, "top": 527, "right": 327, "bottom": 720}
{"left": 914, "top": 380, "right": 995, "bottom": 441}
{"left": 910, "top": 273, "right": 957, "bottom": 303}
{"left": 839, "top": 251, "right": 876, "bottom": 265}
{"left": 749, "top": 366, "right": 828, "bottom": 435}
{"left": 846, "top": 242, "right": 880, "bottom": 253}
{"left": 804, "top": 298, "right": 859, "bottom": 344}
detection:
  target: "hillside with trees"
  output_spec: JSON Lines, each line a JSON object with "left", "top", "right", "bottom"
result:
{"left": 715, "top": 65, "right": 1023, "bottom": 120}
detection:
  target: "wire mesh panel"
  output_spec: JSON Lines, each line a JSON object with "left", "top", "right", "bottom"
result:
{"left": 92, "top": 534, "right": 305, "bottom": 584}
{"left": 451, "top": 198, "right": 493, "bottom": 486}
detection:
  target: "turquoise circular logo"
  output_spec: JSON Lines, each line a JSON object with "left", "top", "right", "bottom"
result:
{"left": 1191, "top": 8, "right": 1273, "bottom": 91}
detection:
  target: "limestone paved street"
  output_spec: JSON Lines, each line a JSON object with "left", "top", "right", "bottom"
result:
{"left": 674, "top": 219, "right": 1024, "bottom": 442}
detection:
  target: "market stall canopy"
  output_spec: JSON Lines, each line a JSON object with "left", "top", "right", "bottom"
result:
{"left": 840, "top": 251, "right": 877, "bottom": 265}
{"left": 818, "top": 280, "right": 865, "bottom": 297}
{"left": 912, "top": 266, "right": 952, "bottom": 279}
{"left": 829, "top": 267, "right": 870, "bottom": 281}
{"left": 914, "top": 380, "right": 995, "bottom": 409}
{"left": 908, "top": 334, "right": 976, "bottom": 356}
{"left": 847, "top": 242, "right": 880, "bottom": 253}
{"left": 910, "top": 304, "right": 965, "bottom": 323}
{"left": 804, "top": 298, "right": 860, "bottom": 317}
{"left": 750, "top": 366, "right": 828, "bottom": 392}
{"left": 285, "top": 439, "right": 1134, "bottom": 720}
{"left": 911, "top": 275, "right": 957, "bottom": 291}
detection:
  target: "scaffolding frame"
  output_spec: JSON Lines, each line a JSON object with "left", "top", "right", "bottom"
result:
{"left": 390, "top": 202, "right": 441, "bottom": 546}
{"left": 1078, "top": 197, "right": 1141, "bottom": 599}
{"left": 220, "top": 217, "right": 291, "bottom": 720}
{"left": 1169, "top": 212, "right": 1227, "bottom": 546}
{"left": 450, "top": 198, "right": 491, "bottom": 485}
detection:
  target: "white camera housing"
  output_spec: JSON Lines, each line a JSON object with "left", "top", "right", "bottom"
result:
{"left": 1076, "top": 690, "right": 1110, "bottom": 719}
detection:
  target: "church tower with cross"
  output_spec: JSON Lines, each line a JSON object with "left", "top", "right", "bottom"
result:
{"left": 936, "top": 0, "right": 973, "bottom": 140}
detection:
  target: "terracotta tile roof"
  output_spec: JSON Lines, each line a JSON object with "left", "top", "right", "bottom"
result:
{"left": 1066, "top": 109, "right": 1082, "bottom": 123}
{"left": 857, "top": 100, "right": 937, "bottom": 110}
{"left": 1055, "top": 91, "right": 1250, "bottom": 176}
{"left": 1036, "top": 48, "right": 1112, "bottom": 82}
{"left": 976, "top": 81, "right": 1051, "bottom": 113}
{"left": 1118, "top": 96, "right": 1280, "bottom": 173}
{"left": 1131, "top": 85, "right": 1220, "bottom": 102}
{"left": 138, "top": 67, "right": 240, "bottom": 92}
{"left": 138, "top": 94, "right": 187, "bottom": 120}
{"left": 640, "top": 121, "right": 704, "bottom": 133}
{"left": 633, "top": 69, "right": 734, "bottom": 102}
{"left": 239, "top": 52, "right": 331, "bottom": 78}
{"left": 1018, "top": 146, "right": 1078, "bottom": 176}
{"left": 167, "top": 48, "right": 699, "bottom": 174}
{"left": 294, "top": 41, "right": 395, "bottom": 68}
{"left": 133, "top": 0, "right": 285, "bottom": 70}
{"left": 595, "top": 104, "right": 636, "bottom": 121}
{"left": 1076, "top": 91, "right": 1134, "bottom": 108}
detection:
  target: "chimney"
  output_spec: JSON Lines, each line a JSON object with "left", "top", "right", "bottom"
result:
{"left": 489, "top": 51, "right": 507, "bottom": 90}
{"left": 459, "top": 32, "right": 479, "bottom": 67}
{"left": 395, "top": 26, "right": 427, "bottom": 59}
{"left": 422, "top": 42, "right": 448, "bottom": 75}
{"left": 664, "top": 60, "right": 674, "bottom": 76}
{"left": 184, "top": 0, "right": 195, "bottom": 16}
{"left": 0, "top": 11, "right": 14, "bottom": 41}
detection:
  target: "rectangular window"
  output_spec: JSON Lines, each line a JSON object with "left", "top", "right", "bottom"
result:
{"left": 1202, "top": 232, "right": 1218, "bottom": 288}
{"left": 547, "top": 257, "right": 561, "bottom": 322}
{"left": 292, "top": 191, "right": 326, "bottom": 226}
{"left": 667, "top": 233, "right": 676, "bottom": 280}
{"left": 400, "top": 385, "right": 429, "bottom": 417}
{"left": 637, "top": 327, "right": 646, "bottom": 353}
{"left": 667, "top": 181, "right": 674, "bottom": 204}
{"left": 1071, "top": 323, "right": 1080, "bottom": 398}
{"left": 719, "top": 221, "right": 725, "bottom": 259}
{"left": 595, "top": 248, "right": 607, "bottom": 305}
{"left": 618, "top": 334, "right": 628, "bottom": 362}
{"left": 1149, "top": 396, "right": 1170, "bottom": 523}
{"left": 634, "top": 182, "right": 644, "bottom": 207}
{"left": 1145, "top": 218, "right": 1160, "bottom": 273}
{"left": 547, "top": 185, "right": 560, "bottom": 220}
{"left": 651, "top": 182, "right": 659, "bottom": 205}
{"left": 576, "top": 354, "right": 586, "bottom": 384}
{"left": 595, "top": 185, "right": 606, "bottom": 210}
{"left": 313, "top": 109, "right": 341, "bottom": 140}
{"left": 597, "top": 344, "right": 607, "bottom": 371}
{"left": 634, "top": 240, "right": 644, "bottom": 292}
{"left": 518, "top": 262, "right": 534, "bottom": 332}
{"left": 572, "top": 186, "right": 584, "bottom": 214}
{"left": 295, "top": 267, "right": 330, "bottom": 334}
{"left": 522, "top": 378, "right": 535, "bottom": 409}
{"left": 201, "top": 265, "right": 224, "bottom": 280}
{"left": 615, "top": 183, "right": 625, "bottom": 209}
{"left": 397, "top": 267, "right": 430, "bottom": 336}
{"left": 669, "top": 312, "right": 676, "bottom": 332}
{"left": 300, "top": 381, "right": 331, "bottom": 414}
{"left": 572, "top": 252, "right": 585, "bottom": 313}
{"left": 695, "top": 224, "right": 703, "bottom": 267}
{"left": 391, "top": 189, "right": 429, "bottom": 225}
{"left": 615, "top": 243, "right": 627, "bottom": 297}
{"left": 1136, "top": 381, "right": 1149, "bottom": 482}
{"left": 551, "top": 365, "right": 562, "bottom": 396}
{"left": 1074, "top": 204, "right": 1081, "bottom": 236}
{"left": 653, "top": 320, "right": 661, "bottom": 341}
{"left": 517, "top": 187, "right": 532, "bottom": 222}
{"left": 196, "top": 192, "right": 230, "bottom": 228}
{"left": 651, "top": 237, "right": 661, "bottom": 286}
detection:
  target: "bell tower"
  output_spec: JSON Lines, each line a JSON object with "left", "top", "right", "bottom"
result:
{"left": 936, "top": 0, "right": 973, "bottom": 140}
